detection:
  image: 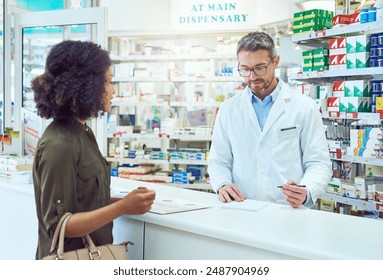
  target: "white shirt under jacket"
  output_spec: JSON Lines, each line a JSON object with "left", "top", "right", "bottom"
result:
{"left": 207, "top": 80, "right": 332, "bottom": 206}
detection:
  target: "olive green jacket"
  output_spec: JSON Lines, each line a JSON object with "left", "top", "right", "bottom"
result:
{"left": 33, "top": 118, "right": 112, "bottom": 260}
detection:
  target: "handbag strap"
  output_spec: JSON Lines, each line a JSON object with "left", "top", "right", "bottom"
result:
{"left": 55, "top": 213, "right": 100, "bottom": 260}
{"left": 49, "top": 212, "right": 73, "bottom": 253}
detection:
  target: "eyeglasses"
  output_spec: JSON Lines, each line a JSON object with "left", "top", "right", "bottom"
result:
{"left": 237, "top": 57, "right": 275, "bottom": 77}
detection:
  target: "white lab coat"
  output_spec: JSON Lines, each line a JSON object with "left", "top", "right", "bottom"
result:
{"left": 208, "top": 81, "right": 332, "bottom": 205}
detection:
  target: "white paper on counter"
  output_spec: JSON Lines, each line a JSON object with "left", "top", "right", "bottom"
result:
{"left": 221, "top": 199, "right": 270, "bottom": 212}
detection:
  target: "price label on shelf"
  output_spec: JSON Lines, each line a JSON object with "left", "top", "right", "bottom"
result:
{"left": 297, "top": 72, "right": 303, "bottom": 79}
{"left": 345, "top": 112, "right": 358, "bottom": 119}
{"left": 317, "top": 70, "right": 324, "bottom": 77}
{"left": 329, "top": 111, "right": 340, "bottom": 118}
{"left": 315, "top": 30, "right": 326, "bottom": 38}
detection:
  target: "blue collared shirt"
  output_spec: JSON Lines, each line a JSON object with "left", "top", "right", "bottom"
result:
{"left": 250, "top": 80, "right": 282, "bottom": 130}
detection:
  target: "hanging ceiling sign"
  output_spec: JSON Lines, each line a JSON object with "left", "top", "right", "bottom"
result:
{"left": 170, "top": 0, "right": 257, "bottom": 30}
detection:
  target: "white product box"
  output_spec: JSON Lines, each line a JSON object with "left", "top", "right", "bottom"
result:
{"left": 344, "top": 80, "right": 370, "bottom": 97}
{"left": 356, "top": 34, "right": 371, "bottom": 53}
{"left": 346, "top": 53, "right": 357, "bottom": 69}
{"left": 318, "top": 84, "right": 333, "bottom": 99}
{"left": 365, "top": 127, "right": 383, "bottom": 139}
{"left": 340, "top": 182, "right": 356, "bottom": 198}
{"left": 346, "top": 35, "right": 357, "bottom": 53}
{"left": 302, "top": 84, "right": 318, "bottom": 99}
{"left": 355, "top": 52, "right": 370, "bottom": 68}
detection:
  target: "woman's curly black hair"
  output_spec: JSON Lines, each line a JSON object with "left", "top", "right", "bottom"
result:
{"left": 32, "top": 40, "right": 111, "bottom": 120}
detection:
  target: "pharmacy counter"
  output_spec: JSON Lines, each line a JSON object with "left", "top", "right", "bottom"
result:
{"left": 1, "top": 177, "right": 383, "bottom": 260}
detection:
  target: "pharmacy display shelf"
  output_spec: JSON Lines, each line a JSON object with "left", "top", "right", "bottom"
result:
{"left": 171, "top": 76, "right": 243, "bottom": 83}
{"left": 169, "top": 101, "right": 221, "bottom": 107}
{"left": 111, "top": 53, "right": 237, "bottom": 62}
{"left": 290, "top": 67, "right": 383, "bottom": 82}
{"left": 113, "top": 76, "right": 242, "bottom": 83}
{"left": 107, "top": 133, "right": 164, "bottom": 139}
{"left": 111, "top": 100, "right": 169, "bottom": 107}
{"left": 169, "top": 135, "right": 212, "bottom": 141}
{"left": 331, "top": 156, "right": 383, "bottom": 167}
{"left": 291, "top": 20, "right": 383, "bottom": 46}
{"left": 320, "top": 193, "right": 383, "bottom": 212}
{"left": 169, "top": 159, "right": 208, "bottom": 166}
{"left": 106, "top": 157, "right": 168, "bottom": 165}
{"left": 113, "top": 76, "right": 169, "bottom": 82}
{"left": 321, "top": 111, "right": 383, "bottom": 120}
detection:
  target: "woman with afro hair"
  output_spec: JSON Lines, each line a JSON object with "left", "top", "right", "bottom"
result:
{"left": 32, "top": 40, "right": 156, "bottom": 260}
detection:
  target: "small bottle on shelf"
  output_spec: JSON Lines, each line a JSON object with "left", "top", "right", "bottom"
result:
{"left": 153, "top": 123, "right": 160, "bottom": 136}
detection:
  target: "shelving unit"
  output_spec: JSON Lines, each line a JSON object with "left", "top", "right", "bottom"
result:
{"left": 106, "top": 33, "right": 246, "bottom": 190}
{"left": 291, "top": 21, "right": 383, "bottom": 217}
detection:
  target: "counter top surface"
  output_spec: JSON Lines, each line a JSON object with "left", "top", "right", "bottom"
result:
{"left": 2, "top": 177, "right": 382, "bottom": 260}
{"left": 110, "top": 177, "right": 383, "bottom": 260}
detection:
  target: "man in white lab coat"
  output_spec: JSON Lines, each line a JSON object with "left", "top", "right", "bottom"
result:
{"left": 207, "top": 32, "right": 332, "bottom": 208}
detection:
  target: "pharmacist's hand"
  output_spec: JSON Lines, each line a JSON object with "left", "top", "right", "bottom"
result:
{"left": 280, "top": 179, "right": 307, "bottom": 208}
{"left": 218, "top": 184, "right": 245, "bottom": 203}
{"left": 121, "top": 187, "right": 156, "bottom": 215}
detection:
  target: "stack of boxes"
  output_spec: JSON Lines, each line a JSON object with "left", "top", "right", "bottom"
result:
{"left": 172, "top": 171, "right": 194, "bottom": 184}
{"left": 293, "top": 9, "right": 333, "bottom": 34}
{"left": 347, "top": 126, "right": 382, "bottom": 158}
{"left": 370, "top": 32, "right": 383, "bottom": 67}
{"left": 372, "top": 80, "right": 383, "bottom": 113}
{"left": 339, "top": 80, "right": 372, "bottom": 113}
{"left": 329, "top": 37, "right": 347, "bottom": 70}
{"left": 346, "top": 34, "right": 371, "bottom": 69}
{"left": 302, "top": 48, "right": 329, "bottom": 72}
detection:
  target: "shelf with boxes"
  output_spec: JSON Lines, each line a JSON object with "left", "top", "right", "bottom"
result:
{"left": 106, "top": 126, "right": 212, "bottom": 191}
{"left": 107, "top": 34, "right": 244, "bottom": 132}
{"left": 106, "top": 34, "right": 245, "bottom": 190}
{"left": 291, "top": 16, "right": 383, "bottom": 218}
{"left": 317, "top": 177, "right": 383, "bottom": 218}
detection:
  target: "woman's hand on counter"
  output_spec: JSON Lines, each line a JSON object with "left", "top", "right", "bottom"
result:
{"left": 118, "top": 187, "right": 156, "bottom": 215}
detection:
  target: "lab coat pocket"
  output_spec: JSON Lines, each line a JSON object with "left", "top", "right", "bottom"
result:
{"left": 272, "top": 128, "right": 300, "bottom": 162}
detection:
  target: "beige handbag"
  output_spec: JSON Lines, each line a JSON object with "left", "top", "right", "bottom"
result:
{"left": 43, "top": 212, "right": 131, "bottom": 260}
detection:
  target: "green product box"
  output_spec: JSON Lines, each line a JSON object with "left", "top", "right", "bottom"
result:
{"left": 313, "top": 56, "right": 329, "bottom": 65}
{"left": 303, "top": 58, "right": 313, "bottom": 66}
{"left": 304, "top": 9, "right": 322, "bottom": 19}
{"left": 293, "top": 19, "right": 305, "bottom": 26}
{"left": 294, "top": 11, "right": 304, "bottom": 21}
{"left": 339, "top": 97, "right": 348, "bottom": 112}
{"left": 301, "top": 50, "right": 313, "bottom": 59}
{"left": 312, "top": 48, "right": 329, "bottom": 57}
{"left": 312, "top": 65, "right": 329, "bottom": 71}
{"left": 302, "top": 25, "right": 317, "bottom": 32}
{"left": 348, "top": 97, "right": 366, "bottom": 112}
{"left": 345, "top": 80, "right": 371, "bottom": 97}
{"left": 302, "top": 66, "right": 312, "bottom": 72}
{"left": 293, "top": 28, "right": 305, "bottom": 34}
{"left": 346, "top": 53, "right": 357, "bottom": 69}
{"left": 356, "top": 35, "right": 371, "bottom": 52}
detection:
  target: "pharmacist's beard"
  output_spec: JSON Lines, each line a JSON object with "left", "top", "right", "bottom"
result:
{"left": 248, "top": 76, "right": 275, "bottom": 100}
